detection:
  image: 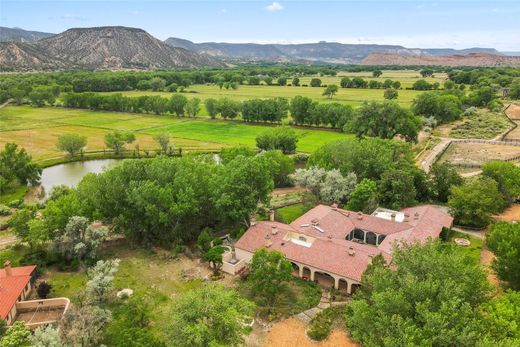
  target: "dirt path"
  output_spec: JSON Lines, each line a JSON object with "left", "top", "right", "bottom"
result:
{"left": 271, "top": 186, "right": 307, "bottom": 196}
{"left": 495, "top": 204, "right": 520, "bottom": 222}
{"left": 480, "top": 248, "right": 500, "bottom": 287}
{"left": 420, "top": 138, "right": 451, "bottom": 172}
{"left": 505, "top": 104, "right": 520, "bottom": 120}
{"left": 262, "top": 318, "right": 359, "bottom": 347}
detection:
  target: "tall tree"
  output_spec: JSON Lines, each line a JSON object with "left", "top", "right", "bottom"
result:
{"left": 487, "top": 222, "right": 520, "bottom": 289}
{"left": 168, "top": 283, "right": 255, "bottom": 347}
{"left": 353, "top": 101, "right": 421, "bottom": 142}
{"left": 185, "top": 97, "right": 201, "bottom": 117}
{"left": 248, "top": 249, "right": 292, "bottom": 307}
{"left": 57, "top": 133, "right": 87, "bottom": 157}
{"left": 152, "top": 133, "right": 171, "bottom": 154}
{"left": 347, "top": 241, "right": 491, "bottom": 347}
{"left": 104, "top": 131, "right": 135, "bottom": 155}
{"left": 322, "top": 84, "right": 339, "bottom": 99}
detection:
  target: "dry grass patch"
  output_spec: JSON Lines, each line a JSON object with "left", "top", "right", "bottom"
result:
{"left": 438, "top": 142, "right": 520, "bottom": 166}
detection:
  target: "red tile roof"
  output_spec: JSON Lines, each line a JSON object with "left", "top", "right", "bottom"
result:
{"left": 235, "top": 204, "right": 452, "bottom": 282}
{"left": 0, "top": 265, "right": 35, "bottom": 320}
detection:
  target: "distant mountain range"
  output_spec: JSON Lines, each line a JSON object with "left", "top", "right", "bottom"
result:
{"left": 0, "top": 26, "right": 223, "bottom": 71}
{"left": 0, "top": 27, "right": 54, "bottom": 43}
{"left": 164, "top": 37, "right": 508, "bottom": 64}
{"left": 0, "top": 26, "right": 519, "bottom": 71}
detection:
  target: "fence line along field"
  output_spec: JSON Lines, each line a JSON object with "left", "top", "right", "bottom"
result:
{"left": 0, "top": 106, "right": 352, "bottom": 161}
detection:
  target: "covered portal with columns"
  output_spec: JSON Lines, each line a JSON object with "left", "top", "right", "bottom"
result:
{"left": 290, "top": 261, "right": 360, "bottom": 294}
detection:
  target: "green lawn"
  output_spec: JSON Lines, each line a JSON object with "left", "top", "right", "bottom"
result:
{"left": 275, "top": 203, "right": 309, "bottom": 223}
{"left": 447, "top": 231, "right": 483, "bottom": 263}
{"left": 0, "top": 106, "right": 352, "bottom": 162}
{"left": 105, "top": 83, "right": 424, "bottom": 110}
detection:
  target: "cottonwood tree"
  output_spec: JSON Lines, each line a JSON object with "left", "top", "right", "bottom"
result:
{"left": 487, "top": 222, "right": 520, "bottom": 290}
{"left": 448, "top": 177, "right": 504, "bottom": 227}
{"left": 57, "top": 133, "right": 87, "bottom": 157}
{"left": 428, "top": 162, "right": 463, "bottom": 202}
{"left": 482, "top": 161, "right": 520, "bottom": 205}
{"left": 59, "top": 304, "right": 112, "bottom": 347}
{"left": 248, "top": 248, "right": 293, "bottom": 307}
{"left": 352, "top": 101, "right": 421, "bottom": 142}
{"left": 186, "top": 97, "right": 201, "bottom": 117}
{"left": 168, "top": 94, "right": 188, "bottom": 116}
{"left": 86, "top": 258, "right": 120, "bottom": 303}
{"left": 372, "top": 70, "right": 383, "bottom": 77}
{"left": 104, "top": 131, "right": 135, "bottom": 155}
{"left": 346, "top": 178, "right": 379, "bottom": 213}
{"left": 168, "top": 283, "right": 255, "bottom": 347}
{"left": 347, "top": 241, "right": 491, "bottom": 347}
{"left": 383, "top": 88, "right": 398, "bottom": 100}
{"left": 310, "top": 78, "right": 322, "bottom": 87}
{"left": 203, "top": 246, "right": 224, "bottom": 276}
{"left": 295, "top": 167, "right": 357, "bottom": 204}
{"left": 0, "top": 142, "right": 41, "bottom": 192}
{"left": 256, "top": 126, "right": 298, "bottom": 154}
{"left": 54, "top": 216, "right": 108, "bottom": 261}
{"left": 322, "top": 84, "right": 339, "bottom": 99}
{"left": 204, "top": 98, "right": 218, "bottom": 119}
{"left": 153, "top": 132, "right": 171, "bottom": 154}
{"left": 0, "top": 321, "right": 30, "bottom": 347}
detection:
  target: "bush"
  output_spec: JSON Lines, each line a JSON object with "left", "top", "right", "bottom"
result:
{"left": 439, "top": 227, "right": 454, "bottom": 241}
{"left": 0, "top": 204, "right": 10, "bottom": 216}
{"left": 7, "top": 199, "right": 24, "bottom": 209}
{"left": 307, "top": 305, "right": 347, "bottom": 341}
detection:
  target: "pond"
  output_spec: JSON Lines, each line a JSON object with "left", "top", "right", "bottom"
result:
{"left": 39, "top": 159, "right": 121, "bottom": 197}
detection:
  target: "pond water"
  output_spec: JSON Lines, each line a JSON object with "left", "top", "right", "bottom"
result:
{"left": 39, "top": 159, "right": 121, "bottom": 196}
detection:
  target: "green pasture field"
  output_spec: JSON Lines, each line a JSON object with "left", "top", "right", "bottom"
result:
{"left": 102, "top": 83, "right": 424, "bottom": 113}
{"left": 0, "top": 105, "right": 352, "bottom": 161}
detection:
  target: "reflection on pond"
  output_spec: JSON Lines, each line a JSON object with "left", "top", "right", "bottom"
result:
{"left": 39, "top": 159, "right": 121, "bottom": 197}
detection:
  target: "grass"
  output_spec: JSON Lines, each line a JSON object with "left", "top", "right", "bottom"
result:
{"left": 238, "top": 277, "right": 321, "bottom": 320}
{"left": 0, "top": 185, "right": 27, "bottom": 204}
{"left": 447, "top": 231, "right": 483, "bottom": 263}
{"left": 449, "top": 110, "right": 512, "bottom": 139}
{"left": 0, "top": 106, "right": 353, "bottom": 162}
{"left": 105, "top": 84, "right": 425, "bottom": 111}
{"left": 275, "top": 203, "right": 309, "bottom": 223}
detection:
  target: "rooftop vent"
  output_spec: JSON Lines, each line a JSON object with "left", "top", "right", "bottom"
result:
{"left": 271, "top": 225, "right": 278, "bottom": 235}
{"left": 348, "top": 246, "right": 355, "bottom": 256}
{"left": 414, "top": 212, "right": 420, "bottom": 220}
{"left": 390, "top": 213, "right": 396, "bottom": 221}
{"left": 357, "top": 212, "right": 363, "bottom": 220}
{"left": 331, "top": 203, "right": 338, "bottom": 211}
{"left": 404, "top": 214, "right": 410, "bottom": 222}
{"left": 311, "top": 218, "right": 319, "bottom": 226}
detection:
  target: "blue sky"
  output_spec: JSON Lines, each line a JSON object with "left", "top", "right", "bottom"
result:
{"left": 1, "top": 1, "right": 519, "bottom": 50}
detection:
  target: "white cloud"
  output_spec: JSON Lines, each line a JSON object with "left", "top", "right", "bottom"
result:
{"left": 265, "top": 2, "right": 284, "bottom": 12}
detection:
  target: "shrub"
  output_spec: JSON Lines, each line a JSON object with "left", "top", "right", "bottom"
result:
{"left": 307, "top": 305, "right": 347, "bottom": 341}
{"left": 0, "top": 204, "right": 10, "bottom": 216}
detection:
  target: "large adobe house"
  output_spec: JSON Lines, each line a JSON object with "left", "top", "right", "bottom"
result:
{"left": 0, "top": 261, "right": 69, "bottom": 328}
{"left": 231, "top": 204, "right": 453, "bottom": 294}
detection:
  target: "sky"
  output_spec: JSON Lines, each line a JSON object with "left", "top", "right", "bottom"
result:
{"left": 1, "top": 0, "right": 519, "bottom": 51}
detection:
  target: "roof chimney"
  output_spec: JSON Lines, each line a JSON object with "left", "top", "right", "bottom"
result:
{"left": 3, "top": 260, "right": 12, "bottom": 276}
{"left": 348, "top": 246, "right": 355, "bottom": 256}
{"left": 269, "top": 209, "right": 275, "bottom": 222}
{"left": 271, "top": 225, "right": 278, "bottom": 235}
{"left": 390, "top": 213, "right": 396, "bottom": 222}
{"left": 264, "top": 235, "right": 272, "bottom": 248}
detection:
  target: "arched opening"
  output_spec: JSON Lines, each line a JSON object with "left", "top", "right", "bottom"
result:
{"left": 365, "top": 232, "right": 377, "bottom": 245}
{"left": 353, "top": 228, "right": 364, "bottom": 241}
{"left": 302, "top": 267, "right": 311, "bottom": 281}
{"left": 351, "top": 283, "right": 362, "bottom": 294}
{"left": 290, "top": 262, "right": 300, "bottom": 276}
{"left": 338, "top": 278, "right": 349, "bottom": 292}
{"left": 314, "top": 271, "right": 335, "bottom": 288}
